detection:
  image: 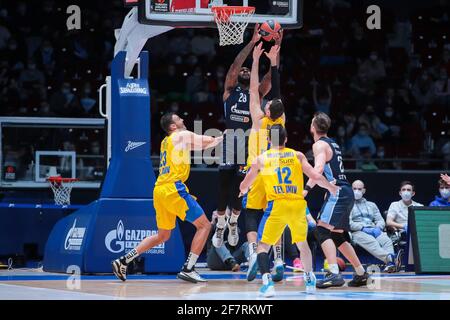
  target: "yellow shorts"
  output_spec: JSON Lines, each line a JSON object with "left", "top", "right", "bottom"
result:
{"left": 153, "top": 181, "right": 204, "bottom": 230}
{"left": 258, "top": 199, "right": 307, "bottom": 245}
{"left": 242, "top": 174, "right": 266, "bottom": 210}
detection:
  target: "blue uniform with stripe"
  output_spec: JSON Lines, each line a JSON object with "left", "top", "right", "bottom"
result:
{"left": 317, "top": 137, "right": 354, "bottom": 231}
{"left": 220, "top": 86, "right": 251, "bottom": 168}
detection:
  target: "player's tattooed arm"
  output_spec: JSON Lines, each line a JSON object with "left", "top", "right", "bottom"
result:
{"left": 223, "top": 24, "right": 261, "bottom": 100}
{"left": 239, "top": 155, "right": 263, "bottom": 196}
{"left": 298, "top": 152, "right": 338, "bottom": 196}
{"left": 250, "top": 43, "right": 265, "bottom": 124}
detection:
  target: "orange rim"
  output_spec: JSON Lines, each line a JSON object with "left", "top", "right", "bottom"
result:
{"left": 211, "top": 6, "right": 255, "bottom": 21}
{"left": 47, "top": 176, "right": 79, "bottom": 183}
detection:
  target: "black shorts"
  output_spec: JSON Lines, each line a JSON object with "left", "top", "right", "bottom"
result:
{"left": 317, "top": 184, "right": 354, "bottom": 231}
{"left": 217, "top": 166, "right": 245, "bottom": 212}
{"left": 218, "top": 133, "right": 248, "bottom": 168}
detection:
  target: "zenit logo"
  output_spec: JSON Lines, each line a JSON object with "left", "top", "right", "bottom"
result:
{"left": 105, "top": 220, "right": 164, "bottom": 254}
{"left": 64, "top": 219, "right": 86, "bottom": 251}
{"left": 125, "top": 141, "right": 146, "bottom": 152}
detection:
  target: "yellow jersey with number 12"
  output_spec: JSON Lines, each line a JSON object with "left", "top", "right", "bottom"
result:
{"left": 260, "top": 147, "right": 304, "bottom": 201}
{"left": 155, "top": 133, "right": 190, "bottom": 186}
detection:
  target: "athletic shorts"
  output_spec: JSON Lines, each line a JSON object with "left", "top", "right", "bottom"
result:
{"left": 242, "top": 173, "right": 266, "bottom": 211}
{"left": 153, "top": 181, "right": 204, "bottom": 230}
{"left": 258, "top": 199, "right": 308, "bottom": 245}
{"left": 217, "top": 166, "right": 245, "bottom": 211}
{"left": 317, "top": 184, "right": 354, "bottom": 231}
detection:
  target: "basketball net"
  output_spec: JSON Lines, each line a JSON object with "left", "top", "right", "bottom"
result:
{"left": 212, "top": 6, "right": 255, "bottom": 46}
{"left": 48, "top": 177, "right": 78, "bottom": 206}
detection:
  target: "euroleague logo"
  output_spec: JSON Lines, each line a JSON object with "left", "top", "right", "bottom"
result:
{"left": 104, "top": 220, "right": 164, "bottom": 254}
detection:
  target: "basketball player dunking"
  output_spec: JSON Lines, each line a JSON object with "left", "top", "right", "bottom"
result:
{"left": 304, "top": 112, "right": 370, "bottom": 288}
{"left": 112, "top": 113, "right": 222, "bottom": 283}
{"left": 213, "top": 24, "right": 272, "bottom": 248}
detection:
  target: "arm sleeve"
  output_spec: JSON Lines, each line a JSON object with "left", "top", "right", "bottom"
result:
{"left": 271, "top": 66, "right": 281, "bottom": 99}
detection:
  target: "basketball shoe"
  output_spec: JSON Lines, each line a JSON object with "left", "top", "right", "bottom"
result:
{"left": 177, "top": 268, "right": 207, "bottom": 283}
{"left": 316, "top": 272, "right": 345, "bottom": 289}
{"left": 272, "top": 259, "right": 285, "bottom": 282}
{"left": 348, "top": 272, "right": 369, "bottom": 287}
{"left": 112, "top": 258, "right": 127, "bottom": 281}
{"left": 304, "top": 271, "right": 317, "bottom": 293}
{"left": 259, "top": 276, "right": 275, "bottom": 298}
{"left": 227, "top": 221, "right": 239, "bottom": 246}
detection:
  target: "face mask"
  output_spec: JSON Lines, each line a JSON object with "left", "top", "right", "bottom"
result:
{"left": 385, "top": 111, "right": 393, "bottom": 118}
{"left": 354, "top": 190, "right": 363, "bottom": 200}
{"left": 370, "top": 55, "right": 378, "bottom": 61}
{"left": 401, "top": 191, "right": 412, "bottom": 201}
{"left": 62, "top": 88, "right": 70, "bottom": 94}
{"left": 440, "top": 188, "right": 450, "bottom": 199}
{"left": 338, "top": 129, "right": 346, "bottom": 137}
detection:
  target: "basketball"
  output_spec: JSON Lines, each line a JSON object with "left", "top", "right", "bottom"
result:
{"left": 324, "top": 258, "right": 346, "bottom": 272}
{"left": 259, "top": 20, "right": 283, "bottom": 42}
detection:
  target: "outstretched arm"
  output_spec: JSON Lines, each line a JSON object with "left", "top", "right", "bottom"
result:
{"left": 223, "top": 24, "right": 261, "bottom": 101}
{"left": 258, "top": 30, "right": 283, "bottom": 98}
{"left": 250, "top": 43, "right": 265, "bottom": 124}
{"left": 298, "top": 152, "right": 338, "bottom": 196}
{"left": 176, "top": 131, "right": 223, "bottom": 151}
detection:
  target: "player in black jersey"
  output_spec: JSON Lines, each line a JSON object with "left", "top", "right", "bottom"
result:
{"left": 304, "top": 112, "right": 370, "bottom": 289}
{"left": 213, "top": 24, "right": 273, "bottom": 248}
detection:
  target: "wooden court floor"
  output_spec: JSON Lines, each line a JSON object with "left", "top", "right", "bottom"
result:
{"left": 1, "top": 269, "right": 450, "bottom": 300}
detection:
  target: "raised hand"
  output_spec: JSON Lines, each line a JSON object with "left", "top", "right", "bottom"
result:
{"left": 253, "top": 42, "right": 264, "bottom": 60}
{"left": 264, "top": 44, "right": 280, "bottom": 65}
{"left": 275, "top": 29, "right": 284, "bottom": 46}
{"left": 251, "top": 23, "right": 261, "bottom": 44}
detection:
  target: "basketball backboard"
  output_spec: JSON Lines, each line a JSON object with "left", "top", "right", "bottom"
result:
{"left": 124, "top": 0, "right": 302, "bottom": 28}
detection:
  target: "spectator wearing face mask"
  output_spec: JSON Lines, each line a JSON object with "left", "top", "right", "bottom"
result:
{"left": 349, "top": 180, "right": 399, "bottom": 272}
{"left": 429, "top": 178, "right": 450, "bottom": 207}
{"left": 386, "top": 181, "right": 423, "bottom": 233}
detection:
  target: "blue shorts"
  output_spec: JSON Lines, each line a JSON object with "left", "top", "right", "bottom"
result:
{"left": 317, "top": 184, "right": 354, "bottom": 231}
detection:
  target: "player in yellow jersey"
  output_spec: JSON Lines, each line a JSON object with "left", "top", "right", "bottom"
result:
{"left": 240, "top": 125, "right": 339, "bottom": 297}
{"left": 241, "top": 42, "right": 286, "bottom": 282}
{"left": 112, "top": 112, "right": 222, "bottom": 283}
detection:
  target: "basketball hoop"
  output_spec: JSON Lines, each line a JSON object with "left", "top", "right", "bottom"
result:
{"left": 47, "top": 176, "right": 78, "bottom": 206}
{"left": 212, "top": 6, "right": 255, "bottom": 46}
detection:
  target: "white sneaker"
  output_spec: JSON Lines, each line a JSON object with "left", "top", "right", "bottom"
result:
{"left": 227, "top": 222, "right": 239, "bottom": 246}
{"left": 177, "top": 269, "right": 208, "bottom": 283}
{"left": 272, "top": 259, "right": 285, "bottom": 282}
{"left": 259, "top": 279, "right": 275, "bottom": 298}
{"left": 212, "top": 226, "right": 225, "bottom": 248}
{"left": 247, "top": 253, "right": 258, "bottom": 282}
{"left": 112, "top": 259, "right": 127, "bottom": 281}
{"left": 304, "top": 272, "right": 316, "bottom": 294}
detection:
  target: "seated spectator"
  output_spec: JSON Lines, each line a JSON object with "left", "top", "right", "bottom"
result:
{"left": 350, "top": 124, "right": 376, "bottom": 158}
{"left": 358, "top": 51, "right": 386, "bottom": 84}
{"left": 386, "top": 181, "right": 423, "bottom": 233}
{"left": 206, "top": 209, "right": 248, "bottom": 272}
{"left": 429, "top": 178, "right": 450, "bottom": 207}
{"left": 349, "top": 180, "right": 399, "bottom": 272}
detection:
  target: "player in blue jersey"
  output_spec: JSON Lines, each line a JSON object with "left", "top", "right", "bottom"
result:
{"left": 304, "top": 112, "right": 370, "bottom": 289}
{"left": 213, "top": 24, "right": 273, "bottom": 248}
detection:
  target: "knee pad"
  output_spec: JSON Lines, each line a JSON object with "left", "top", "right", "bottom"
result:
{"left": 331, "top": 232, "right": 350, "bottom": 248}
{"left": 245, "top": 208, "right": 263, "bottom": 233}
{"left": 315, "top": 226, "right": 332, "bottom": 245}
